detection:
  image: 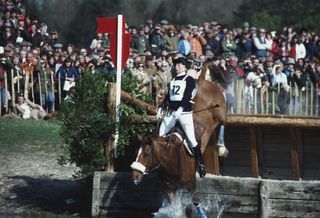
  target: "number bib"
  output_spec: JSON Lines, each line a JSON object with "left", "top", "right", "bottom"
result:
{"left": 169, "top": 79, "right": 186, "bottom": 101}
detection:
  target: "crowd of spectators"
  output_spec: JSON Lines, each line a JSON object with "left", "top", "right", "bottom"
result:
{"left": 1, "top": 0, "right": 320, "bottom": 118}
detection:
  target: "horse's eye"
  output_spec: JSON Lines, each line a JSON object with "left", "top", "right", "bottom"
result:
{"left": 143, "top": 153, "right": 151, "bottom": 159}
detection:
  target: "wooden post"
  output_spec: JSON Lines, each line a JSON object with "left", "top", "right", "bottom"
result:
{"left": 17, "top": 68, "right": 20, "bottom": 93}
{"left": 254, "top": 87, "right": 257, "bottom": 114}
{"left": 0, "top": 88, "right": 2, "bottom": 116}
{"left": 4, "top": 72, "right": 8, "bottom": 113}
{"left": 51, "top": 72, "right": 55, "bottom": 112}
{"left": 260, "top": 88, "right": 264, "bottom": 114}
{"left": 58, "top": 73, "right": 61, "bottom": 105}
{"left": 249, "top": 127, "right": 259, "bottom": 178}
{"left": 266, "top": 88, "right": 269, "bottom": 115}
{"left": 24, "top": 70, "right": 29, "bottom": 99}
{"left": 38, "top": 73, "right": 42, "bottom": 107}
{"left": 289, "top": 82, "right": 292, "bottom": 115}
{"left": 288, "top": 127, "right": 300, "bottom": 180}
{"left": 44, "top": 71, "right": 48, "bottom": 112}
{"left": 259, "top": 181, "right": 269, "bottom": 218}
{"left": 299, "top": 88, "right": 302, "bottom": 116}
{"left": 294, "top": 84, "right": 298, "bottom": 116}
{"left": 105, "top": 82, "right": 117, "bottom": 172}
{"left": 236, "top": 80, "right": 240, "bottom": 114}
{"left": 242, "top": 83, "right": 246, "bottom": 114}
{"left": 316, "top": 84, "right": 319, "bottom": 116}
{"left": 310, "top": 83, "right": 314, "bottom": 116}
{"left": 31, "top": 73, "right": 35, "bottom": 103}
{"left": 305, "top": 85, "right": 309, "bottom": 116}
{"left": 11, "top": 69, "right": 15, "bottom": 108}
{"left": 272, "top": 91, "right": 275, "bottom": 115}
{"left": 203, "top": 144, "right": 219, "bottom": 175}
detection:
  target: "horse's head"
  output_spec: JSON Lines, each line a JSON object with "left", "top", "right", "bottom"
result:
{"left": 130, "top": 134, "right": 160, "bottom": 185}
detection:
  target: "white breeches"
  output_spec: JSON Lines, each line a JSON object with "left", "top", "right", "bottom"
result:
{"left": 159, "top": 112, "right": 198, "bottom": 147}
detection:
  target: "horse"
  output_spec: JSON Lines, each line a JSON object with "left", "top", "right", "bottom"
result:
{"left": 131, "top": 133, "right": 197, "bottom": 203}
{"left": 131, "top": 64, "right": 228, "bottom": 201}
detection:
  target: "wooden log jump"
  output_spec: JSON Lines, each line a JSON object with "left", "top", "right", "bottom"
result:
{"left": 92, "top": 172, "right": 320, "bottom": 218}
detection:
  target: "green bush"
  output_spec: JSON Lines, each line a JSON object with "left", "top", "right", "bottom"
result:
{"left": 58, "top": 70, "right": 155, "bottom": 178}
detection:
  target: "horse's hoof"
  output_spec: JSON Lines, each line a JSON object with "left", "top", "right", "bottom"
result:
{"left": 218, "top": 146, "right": 229, "bottom": 157}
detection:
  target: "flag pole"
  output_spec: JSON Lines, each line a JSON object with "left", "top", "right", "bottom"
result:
{"left": 114, "top": 14, "right": 123, "bottom": 158}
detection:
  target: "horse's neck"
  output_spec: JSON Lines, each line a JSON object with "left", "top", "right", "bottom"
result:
{"left": 198, "top": 65, "right": 208, "bottom": 81}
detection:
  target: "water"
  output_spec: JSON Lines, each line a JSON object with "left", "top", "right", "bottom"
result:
{"left": 153, "top": 189, "right": 228, "bottom": 218}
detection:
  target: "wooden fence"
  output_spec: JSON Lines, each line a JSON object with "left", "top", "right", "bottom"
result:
{"left": 230, "top": 79, "right": 319, "bottom": 116}
{"left": 1, "top": 72, "right": 319, "bottom": 117}
{"left": 0, "top": 70, "right": 62, "bottom": 115}
{"left": 92, "top": 172, "right": 320, "bottom": 218}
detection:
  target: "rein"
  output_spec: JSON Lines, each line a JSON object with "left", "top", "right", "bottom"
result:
{"left": 193, "top": 104, "right": 220, "bottom": 114}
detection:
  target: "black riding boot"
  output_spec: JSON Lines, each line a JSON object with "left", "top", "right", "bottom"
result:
{"left": 193, "top": 145, "right": 207, "bottom": 178}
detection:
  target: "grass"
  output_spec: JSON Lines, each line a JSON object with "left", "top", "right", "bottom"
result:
{"left": 0, "top": 118, "right": 90, "bottom": 218}
{"left": 0, "top": 118, "right": 63, "bottom": 153}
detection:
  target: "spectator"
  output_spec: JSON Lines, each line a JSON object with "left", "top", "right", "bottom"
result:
{"left": 35, "top": 58, "right": 55, "bottom": 112}
{"left": 131, "top": 25, "right": 149, "bottom": 55}
{"left": 14, "top": 92, "right": 50, "bottom": 120}
{"left": 152, "top": 60, "right": 171, "bottom": 106}
{"left": 271, "top": 64, "right": 290, "bottom": 114}
{"left": 221, "top": 30, "right": 237, "bottom": 57}
{"left": 57, "top": 58, "right": 79, "bottom": 99}
{"left": 189, "top": 26, "right": 206, "bottom": 57}
{"left": 28, "top": 23, "right": 41, "bottom": 48}
{"left": 149, "top": 24, "right": 164, "bottom": 56}
{"left": 164, "top": 25, "right": 178, "bottom": 53}
{"left": 132, "top": 61, "right": 150, "bottom": 94}
{"left": 253, "top": 28, "right": 271, "bottom": 58}
{"left": 178, "top": 29, "right": 191, "bottom": 56}
{"left": 239, "top": 31, "right": 254, "bottom": 58}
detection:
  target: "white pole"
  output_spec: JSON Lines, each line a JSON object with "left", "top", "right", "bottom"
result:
{"left": 114, "top": 14, "right": 123, "bottom": 158}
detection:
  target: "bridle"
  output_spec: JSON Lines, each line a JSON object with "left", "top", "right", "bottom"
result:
{"left": 131, "top": 142, "right": 160, "bottom": 176}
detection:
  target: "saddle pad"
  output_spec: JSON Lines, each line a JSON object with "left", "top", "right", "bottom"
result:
{"left": 169, "top": 132, "right": 194, "bottom": 156}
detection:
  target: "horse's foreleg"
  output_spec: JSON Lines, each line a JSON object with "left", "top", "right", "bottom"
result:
{"left": 166, "top": 190, "right": 175, "bottom": 204}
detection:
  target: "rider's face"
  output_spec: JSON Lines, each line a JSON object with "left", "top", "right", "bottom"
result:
{"left": 175, "top": 63, "right": 186, "bottom": 73}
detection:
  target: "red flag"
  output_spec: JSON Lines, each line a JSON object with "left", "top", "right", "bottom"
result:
{"left": 96, "top": 17, "right": 117, "bottom": 33}
{"left": 96, "top": 17, "right": 130, "bottom": 70}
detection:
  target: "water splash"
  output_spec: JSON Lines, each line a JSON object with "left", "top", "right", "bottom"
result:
{"left": 153, "top": 189, "right": 228, "bottom": 218}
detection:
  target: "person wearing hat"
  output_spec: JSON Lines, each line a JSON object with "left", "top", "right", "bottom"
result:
{"left": 157, "top": 56, "right": 207, "bottom": 178}
{"left": 149, "top": 24, "right": 164, "bottom": 56}
{"left": 283, "top": 57, "right": 295, "bottom": 77}
{"left": 164, "top": 25, "right": 178, "bottom": 53}
{"left": 131, "top": 25, "right": 150, "bottom": 55}
{"left": 189, "top": 26, "right": 206, "bottom": 57}
{"left": 253, "top": 28, "right": 271, "bottom": 58}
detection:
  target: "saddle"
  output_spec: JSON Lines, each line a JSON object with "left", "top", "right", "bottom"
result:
{"left": 169, "top": 120, "right": 206, "bottom": 154}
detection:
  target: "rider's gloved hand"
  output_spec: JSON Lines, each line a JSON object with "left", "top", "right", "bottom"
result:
{"left": 173, "top": 107, "right": 183, "bottom": 120}
{"left": 156, "top": 107, "right": 162, "bottom": 119}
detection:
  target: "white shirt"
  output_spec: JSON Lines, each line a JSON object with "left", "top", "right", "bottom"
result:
{"left": 20, "top": 103, "right": 31, "bottom": 119}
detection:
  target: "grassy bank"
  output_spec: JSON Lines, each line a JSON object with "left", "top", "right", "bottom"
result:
{"left": 0, "top": 118, "right": 63, "bottom": 153}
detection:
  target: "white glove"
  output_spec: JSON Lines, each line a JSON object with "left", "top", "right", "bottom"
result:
{"left": 173, "top": 107, "right": 184, "bottom": 120}
{"left": 156, "top": 107, "right": 163, "bottom": 119}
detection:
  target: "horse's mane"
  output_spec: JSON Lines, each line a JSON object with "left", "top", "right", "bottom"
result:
{"left": 198, "top": 59, "right": 234, "bottom": 86}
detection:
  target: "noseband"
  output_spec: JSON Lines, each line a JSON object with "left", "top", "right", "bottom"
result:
{"left": 131, "top": 143, "right": 160, "bottom": 175}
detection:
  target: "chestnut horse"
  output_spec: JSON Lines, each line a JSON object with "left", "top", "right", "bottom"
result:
{"left": 131, "top": 66, "right": 227, "bottom": 201}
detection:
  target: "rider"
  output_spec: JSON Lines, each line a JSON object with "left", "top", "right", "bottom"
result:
{"left": 156, "top": 56, "right": 207, "bottom": 178}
